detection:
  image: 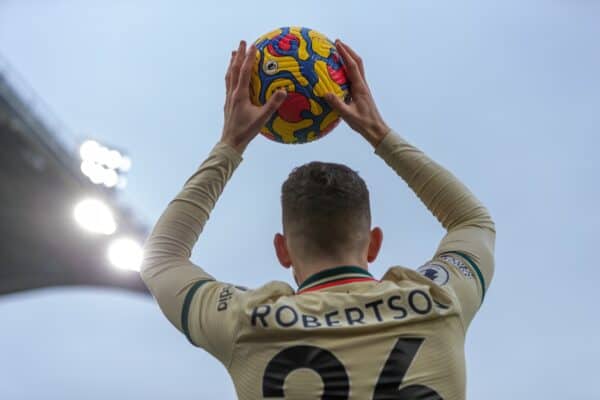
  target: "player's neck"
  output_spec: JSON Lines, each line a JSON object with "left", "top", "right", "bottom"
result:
{"left": 294, "top": 259, "right": 369, "bottom": 287}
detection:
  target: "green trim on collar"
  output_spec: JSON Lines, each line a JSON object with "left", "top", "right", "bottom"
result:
{"left": 181, "top": 279, "right": 213, "bottom": 345}
{"left": 297, "top": 266, "right": 372, "bottom": 291}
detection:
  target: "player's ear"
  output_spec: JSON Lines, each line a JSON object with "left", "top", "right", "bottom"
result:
{"left": 274, "top": 233, "right": 292, "bottom": 269}
{"left": 367, "top": 227, "right": 383, "bottom": 263}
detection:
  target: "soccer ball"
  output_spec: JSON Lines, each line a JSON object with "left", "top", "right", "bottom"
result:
{"left": 250, "top": 27, "right": 349, "bottom": 144}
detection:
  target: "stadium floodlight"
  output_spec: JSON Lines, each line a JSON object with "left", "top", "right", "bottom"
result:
{"left": 79, "top": 140, "right": 102, "bottom": 161}
{"left": 119, "top": 156, "right": 132, "bottom": 172}
{"left": 108, "top": 237, "right": 143, "bottom": 272}
{"left": 78, "top": 139, "right": 131, "bottom": 188}
{"left": 73, "top": 198, "right": 117, "bottom": 235}
{"left": 103, "top": 169, "right": 119, "bottom": 188}
{"left": 80, "top": 160, "right": 105, "bottom": 184}
{"left": 106, "top": 149, "right": 122, "bottom": 170}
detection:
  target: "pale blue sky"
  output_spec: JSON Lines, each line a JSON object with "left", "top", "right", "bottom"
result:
{"left": 0, "top": 0, "right": 599, "bottom": 398}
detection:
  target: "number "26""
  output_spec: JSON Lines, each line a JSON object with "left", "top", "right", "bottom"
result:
{"left": 262, "top": 337, "right": 443, "bottom": 399}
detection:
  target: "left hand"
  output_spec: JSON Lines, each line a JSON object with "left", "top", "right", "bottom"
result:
{"left": 221, "top": 40, "right": 287, "bottom": 154}
{"left": 324, "top": 40, "right": 390, "bottom": 148}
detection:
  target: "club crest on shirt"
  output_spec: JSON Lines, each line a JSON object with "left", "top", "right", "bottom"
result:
{"left": 417, "top": 263, "right": 449, "bottom": 286}
{"left": 439, "top": 253, "right": 473, "bottom": 279}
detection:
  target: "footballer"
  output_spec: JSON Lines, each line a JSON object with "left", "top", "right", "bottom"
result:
{"left": 140, "top": 39, "right": 495, "bottom": 399}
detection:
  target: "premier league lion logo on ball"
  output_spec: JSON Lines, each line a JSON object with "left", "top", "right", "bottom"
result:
{"left": 250, "top": 27, "right": 350, "bottom": 144}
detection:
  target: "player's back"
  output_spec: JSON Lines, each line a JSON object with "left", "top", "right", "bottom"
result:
{"left": 227, "top": 265, "right": 467, "bottom": 399}
{"left": 141, "top": 131, "right": 495, "bottom": 400}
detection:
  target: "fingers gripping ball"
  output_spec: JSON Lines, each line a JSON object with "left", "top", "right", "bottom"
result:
{"left": 250, "top": 27, "right": 350, "bottom": 144}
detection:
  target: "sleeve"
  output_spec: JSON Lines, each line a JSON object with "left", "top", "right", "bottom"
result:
{"left": 139, "top": 141, "right": 244, "bottom": 365}
{"left": 182, "top": 281, "right": 248, "bottom": 365}
{"left": 375, "top": 131, "right": 495, "bottom": 329}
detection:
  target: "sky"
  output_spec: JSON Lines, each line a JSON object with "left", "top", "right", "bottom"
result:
{"left": 0, "top": 0, "right": 599, "bottom": 398}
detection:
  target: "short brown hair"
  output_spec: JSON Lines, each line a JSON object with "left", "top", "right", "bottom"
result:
{"left": 281, "top": 161, "right": 371, "bottom": 260}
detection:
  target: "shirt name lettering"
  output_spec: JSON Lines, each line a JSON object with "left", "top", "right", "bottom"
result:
{"left": 250, "top": 290, "right": 436, "bottom": 329}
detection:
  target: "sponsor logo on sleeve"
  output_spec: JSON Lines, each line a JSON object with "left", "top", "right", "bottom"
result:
{"left": 217, "top": 285, "right": 234, "bottom": 311}
{"left": 439, "top": 253, "right": 473, "bottom": 279}
{"left": 417, "top": 263, "right": 449, "bottom": 286}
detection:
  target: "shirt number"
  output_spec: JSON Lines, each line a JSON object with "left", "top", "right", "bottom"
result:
{"left": 262, "top": 337, "right": 443, "bottom": 399}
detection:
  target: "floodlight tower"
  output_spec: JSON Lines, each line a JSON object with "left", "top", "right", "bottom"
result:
{"left": 73, "top": 139, "right": 143, "bottom": 272}
{"left": 79, "top": 139, "right": 131, "bottom": 189}
{"left": 0, "top": 53, "right": 149, "bottom": 295}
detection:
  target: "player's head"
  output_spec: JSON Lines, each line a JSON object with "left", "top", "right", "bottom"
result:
{"left": 274, "top": 161, "right": 382, "bottom": 283}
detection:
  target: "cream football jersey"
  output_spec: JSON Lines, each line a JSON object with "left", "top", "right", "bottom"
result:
{"left": 141, "top": 131, "right": 495, "bottom": 400}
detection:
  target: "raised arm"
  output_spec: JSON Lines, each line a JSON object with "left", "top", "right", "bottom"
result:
{"left": 374, "top": 131, "right": 495, "bottom": 310}
{"left": 140, "top": 41, "right": 287, "bottom": 358}
{"left": 140, "top": 142, "right": 242, "bottom": 330}
{"left": 326, "top": 40, "right": 495, "bottom": 326}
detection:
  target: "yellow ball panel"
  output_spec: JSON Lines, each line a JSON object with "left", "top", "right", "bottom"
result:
{"left": 309, "top": 98, "right": 324, "bottom": 116}
{"left": 312, "top": 60, "right": 338, "bottom": 97}
{"left": 308, "top": 30, "right": 332, "bottom": 58}
{"left": 254, "top": 28, "right": 283, "bottom": 44}
{"left": 264, "top": 78, "right": 295, "bottom": 97}
{"left": 270, "top": 116, "right": 314, "bottom": 144}
{"left": 306, "top": 131, "right": 318, "bottom": 142}
{"left": 289, "top": 27, "right": 310, "bottom": 61}
{"left": 320, "top": 109, "right": 341, "bottom": 132}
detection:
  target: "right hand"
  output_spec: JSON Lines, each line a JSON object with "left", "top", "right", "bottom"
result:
{"left": 221, "top": 41, "right": 287, "bottom": 154}
{"left": 325, "top": 40, "right": 390, "bottom": 147}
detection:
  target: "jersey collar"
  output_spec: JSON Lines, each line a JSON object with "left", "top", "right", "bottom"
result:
{"left": 297, "top": 265, "right": 376, "bottom": 294}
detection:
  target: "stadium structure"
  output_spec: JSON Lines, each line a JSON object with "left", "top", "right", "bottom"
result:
{"left": 0, "top": 55, "right": 148, "bottom": 296}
